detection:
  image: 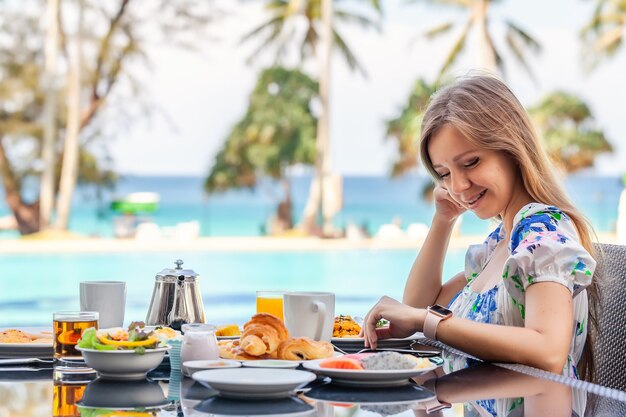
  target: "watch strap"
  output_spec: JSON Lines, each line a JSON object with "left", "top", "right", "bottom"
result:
{"left": 423, "top": 309, "right": 443, "bottom": 340}
{"left": 424, "top": 305, "right": 452, "bottom": 341}
{"left": 423, "top": 396, "right": 452, "bottom": 413}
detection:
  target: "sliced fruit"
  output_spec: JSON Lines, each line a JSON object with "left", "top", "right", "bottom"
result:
{"left": 216, "top": 324, "right": 241, "bottom": 337}
{"left": 319, "top": 357, "right": 364, "bottom": 370}
{"left": 97, "top": 336, "right": 157, "bottom": 347}
{"left": 57, "top": 331, "right": 82, "bottom": 345}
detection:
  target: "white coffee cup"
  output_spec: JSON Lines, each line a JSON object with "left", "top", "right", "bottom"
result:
{"left": 283, "top": 291, "right": 335, "bottom": 342}
{"left": 80, "top": 281, "right": 127, "bottom": 328}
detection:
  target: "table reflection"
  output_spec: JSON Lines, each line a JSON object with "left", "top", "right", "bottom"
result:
{"left": 1, "top": 354, "right": 625, "bottom": 417}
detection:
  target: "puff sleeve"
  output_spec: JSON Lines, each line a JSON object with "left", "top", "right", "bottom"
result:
{"left": 465, "top": 224, "right": 505, "bottom": 283}
{"left": 502, "top": 205, "right": 595, "bottom": 319}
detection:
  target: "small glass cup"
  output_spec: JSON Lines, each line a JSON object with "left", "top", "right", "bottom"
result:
{"left": 180, "top": 323, "right": 219, "bottom": 377}
{"left": 256, "top": 290, "right": 285, "bottom": 321}
{"left": 53, "top": 369, "right": 97, "bottom": 417}
{"left": 53, "top": 311, "right": 98, "bottom": 369}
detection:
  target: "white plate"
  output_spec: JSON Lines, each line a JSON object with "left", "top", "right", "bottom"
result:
{"left": 0, "top": 327, "right": 54, "bottom": 358}
{"left": 183, "top": 359, "right": 241, "bottom": 375}
{"left": 192, "top": 368, "right": 316, "bottom": 399}
{"left": 242, "top": 359, "right": 300, "bottom": 369}
{"left": 301, "top": 359, "right": 438, "bottom": 387}
{"left": 216, "top": 335, "right": 240, "bottom": 341}
{"left": 331, "top": 332, "right": 422, "bottom": 345}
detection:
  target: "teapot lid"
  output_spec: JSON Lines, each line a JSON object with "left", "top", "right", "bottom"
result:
{"left": 156, "top": 259, "right": 198, "bottom": 281}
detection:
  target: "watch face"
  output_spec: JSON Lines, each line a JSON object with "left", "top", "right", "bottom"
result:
{"left": 429, "top": 304, "right": 452, "bottom": 317}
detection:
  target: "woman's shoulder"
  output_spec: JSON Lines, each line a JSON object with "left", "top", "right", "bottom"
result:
{"left": 510, "top": 203, "right": 575, "bottom": 250}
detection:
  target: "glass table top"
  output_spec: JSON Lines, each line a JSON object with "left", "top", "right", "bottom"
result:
{"left": 0, "top": 351, "right": 624, "bottom": 417}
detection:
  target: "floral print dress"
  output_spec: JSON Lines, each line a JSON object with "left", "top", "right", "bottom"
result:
{"left": 443, "top": 203, "right": 594, "bottom": 417}
{"left": 445, "top": 203, "right": 595, "bottom": 377}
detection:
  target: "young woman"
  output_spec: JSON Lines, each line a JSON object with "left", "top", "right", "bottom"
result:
{"left": 362, "top": 75, "right": 598, "bottom": 379}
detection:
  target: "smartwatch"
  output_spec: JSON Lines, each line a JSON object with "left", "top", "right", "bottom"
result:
{"left": 424, "top": 304, "right": 453, "bottom": 341}
{"left": 423, "top": 379, "right": 452, "bottom": 413}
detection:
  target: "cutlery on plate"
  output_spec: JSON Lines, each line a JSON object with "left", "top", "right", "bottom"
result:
{"left": 0, "top": 358, "right": 54, "bottom": 366}
{"left": 331, "top": 344, "right": 349, "bottom": 355}
{"left": 356, "top": 348, "right": 440, "bottom": 357}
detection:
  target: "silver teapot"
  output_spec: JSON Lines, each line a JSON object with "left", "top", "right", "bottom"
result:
{"left": 146, "top": 259, "right": 206, "bottom": 330}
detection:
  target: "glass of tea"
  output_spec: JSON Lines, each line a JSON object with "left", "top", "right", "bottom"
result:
{"left": 53, "top": 311, "right": 98, "bottom": 368}
{"left": 255, "top": 290, "right": 285, "bottom": 322}
{"left": 53, "top": 369, "right": 96, "bottom": 417}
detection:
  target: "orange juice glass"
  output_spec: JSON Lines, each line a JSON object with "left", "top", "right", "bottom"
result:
{"left": 256, "top": 291, "right": 285, "bottom": 321}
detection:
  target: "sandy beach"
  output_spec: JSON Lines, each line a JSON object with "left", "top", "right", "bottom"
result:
{"left": 0, "top": 232, "right": 617, "bottom": 254}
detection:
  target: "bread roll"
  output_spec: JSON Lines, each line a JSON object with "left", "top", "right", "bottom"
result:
{"left": 239, "top": 313, "right": 289, "bottom": 357}
{"left": 277, "top": 337, "right": 334, "bottom": 361}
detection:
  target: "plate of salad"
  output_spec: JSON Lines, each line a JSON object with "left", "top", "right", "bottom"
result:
{"left": 76, "top": 322, "right": 172, "bottom": 380}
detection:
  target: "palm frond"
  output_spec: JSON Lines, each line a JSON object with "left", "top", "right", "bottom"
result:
{"left": 423, "top": 22, "right": 455, "bottom": 39}
{"left": 334, "top": 10, "right": 381, "bottom": 32}
{"left": 333, "top": 29, "right": 368, "bottom": 77}
{"left": 484, "top": 30, "right": 505, "bottom": 77}
{"left": 436, "top": 18, "right": 471, "bottom": 82}
{"left": 505, "top": 30, "right": 538, "bottom": 85}
{"left": 505, "top": 20, "right": 542, "bottom": 52}
{"left": 240, "top": 16, "right": 285, "bottom": 45}
{"left": 244, "top": 21, "right": 287, "bottom": 65}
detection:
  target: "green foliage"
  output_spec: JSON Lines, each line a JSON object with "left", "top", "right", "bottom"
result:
{"left": 205, "top": 67, "right": 318, "bottom": 193}
{"left": 241, "top": 0, "right": 381, "bottom": 76}
{"left": 385, "top": 79, "right": 439, "bottom": 176}
{"left": 529, "top": 91, "right": 613, "bottom": 173}
{"left": 581, "top": 0, "right": 626, "bottom": 69}
{"left": 413, "top": 0, "right": 541, "bottom": 83}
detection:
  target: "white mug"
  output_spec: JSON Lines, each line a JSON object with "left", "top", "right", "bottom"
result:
{"left": 283, "top": 292, "right": 335, "bottom": 342}
{"left": 80, "top": 281, "right": 127, "bottom": 328}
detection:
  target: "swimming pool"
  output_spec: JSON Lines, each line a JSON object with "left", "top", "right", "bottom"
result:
{"left": 0, "top": 249, "right": 466, "bottom": 327}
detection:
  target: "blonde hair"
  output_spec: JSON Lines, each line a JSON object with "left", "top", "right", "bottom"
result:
{"left": 419, "top": 74, "right": 599, "bottom": 380}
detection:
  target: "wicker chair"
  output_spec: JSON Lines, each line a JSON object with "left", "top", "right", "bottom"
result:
{"left": 591, "top": 243, "right": 626, "bottom": 391}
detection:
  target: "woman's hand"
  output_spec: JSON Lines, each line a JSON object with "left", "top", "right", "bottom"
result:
{"left": 433, "top": 185, "right": 467, "bottom": 223}
{"left": 361, "top": 296, "right": 426, "bottom": 349}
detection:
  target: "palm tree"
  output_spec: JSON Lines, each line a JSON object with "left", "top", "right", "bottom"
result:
{"left": 581, "top": 0, "right": 626, "bottom": 69}
{"left": 241, "top": 0, "right": 381, "bottom": 235}
{"left": 205, "top": 67, "right": 318, "bottom": 234}
{"left": 529, "top": 91, "right": 613, "bottom": 173}
{"left": 416, "top": 0, "right": 541, "bottom": 82}
{"left": 0, "top": 0, "right": 215, "bottom": 235}
{"left": 241, "top": 0, "right": 380, "bottom": 76}
{"left": 385, "top": 79, "right": 440, "bottom": 177}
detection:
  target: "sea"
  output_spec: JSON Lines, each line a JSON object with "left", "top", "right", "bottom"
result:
{"left": 0, "top": 174, "right": 622, "bottom": 327}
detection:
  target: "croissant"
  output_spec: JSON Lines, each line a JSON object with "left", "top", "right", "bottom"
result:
{"left": 277, "top": 337, "right": 334, "bottom": 361}
{"left": 218, "top": 339, "right": 270, "bottom": 361}
{"left": 239, "top": 313, "right": 289, "bottom": 357}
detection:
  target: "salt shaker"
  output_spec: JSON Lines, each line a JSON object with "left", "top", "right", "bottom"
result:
{"left": 180, "top": 323, "right": 219, "bottom": 377}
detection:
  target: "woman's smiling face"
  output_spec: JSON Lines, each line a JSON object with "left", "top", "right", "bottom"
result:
{"left": 428, "top": 124, "right": 530, "bottom": 223}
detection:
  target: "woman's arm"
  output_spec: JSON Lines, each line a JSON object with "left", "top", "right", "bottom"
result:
{"left": 403, "top": 185, "right": 467, "bottom": 308}
{"left": 435, "top": 282, "right": 573, "bottom": 373}
{"left": 364, "top": 282, "right": 573, "bottom": 373}
{"left": 432, "top": 365, "right": 572, "bottom": 417}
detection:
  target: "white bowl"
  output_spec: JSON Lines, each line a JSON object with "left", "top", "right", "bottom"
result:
{"left": 77, "top": 346, "right": 170, "bottom": 380}
{"left": 183, "top": 359, "right": 241, "bottom": 375}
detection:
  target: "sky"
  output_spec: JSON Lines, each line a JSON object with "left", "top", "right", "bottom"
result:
{"left": 112, "top": 0, "right": 626, "bottom": 177}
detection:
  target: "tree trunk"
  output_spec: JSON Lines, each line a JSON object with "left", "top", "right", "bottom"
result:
{"left": 277, "top": 177, "right": 293, "bottom": 230}
{"left": 474, "top": 0, "right": 496, "bottom": 72}
{"left": 54, "top": 0, "right": 83, "bottom": 230}
{"left": 39, "top": 0, "right": 60, "bottom": 229}
{"left": 301, "top": 0, "right": 333, "bottom": 235}
{"left": 0, "top": 136, "right": 40, "bottom": 234}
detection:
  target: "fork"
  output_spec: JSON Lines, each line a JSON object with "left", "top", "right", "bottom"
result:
{"left": 356, "top": 347, "right": 440, "bottom": 357}
{"left": 0, "top": 358, "right": 54, "bottom": 366}
{"left": 331, "top": 344, "right": 349, "bottom": 355}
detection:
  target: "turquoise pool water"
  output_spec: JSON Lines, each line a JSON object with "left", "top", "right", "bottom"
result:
{"left": 0, "top": 249, "right": 466, "bottom": 327}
